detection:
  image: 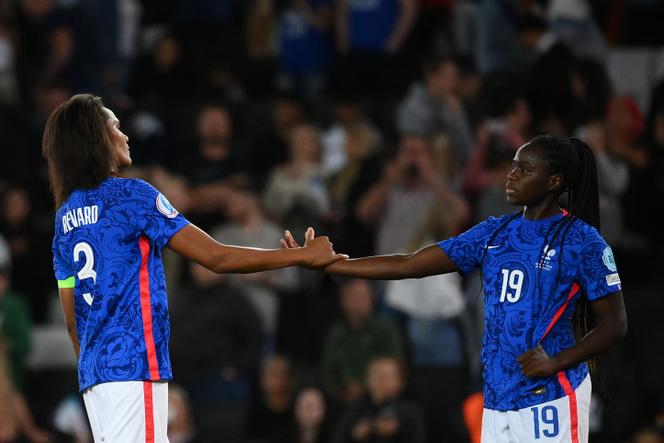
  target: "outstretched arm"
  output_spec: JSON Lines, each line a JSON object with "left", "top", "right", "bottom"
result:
{"left": 518, "top": 291, "right": 627, "bottom": 378}
{"left": 168, "top": 224, "right": 346, "bottom": 274}
{"left": 282, "top": 231, "right": 458, "bottom": 280}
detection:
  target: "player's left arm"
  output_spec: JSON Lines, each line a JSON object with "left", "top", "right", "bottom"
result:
{"left": 168, "top": 224, "right": 346, "bottom": 274}
{"left": 518, "top": 291, "right": 627, "bottom": 378}
{"left": 58, "top": 287, "right": 80, "bottom": 359}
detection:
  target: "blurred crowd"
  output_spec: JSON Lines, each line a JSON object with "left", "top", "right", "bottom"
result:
{"left": 1, "top": 0, "right": 664, "bottom": 442}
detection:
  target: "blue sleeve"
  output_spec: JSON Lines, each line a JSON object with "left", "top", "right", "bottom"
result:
{"left": 52, "top": 234, "right": 74, "bottom": 285}
{"left": 130, "top": 180, "right": 190, "bottom": 249}
{"left": 577, "top": 227, "right": 622, "bottom": 301}
{"left": 437, "top": 217, "right": 501, "bottom": 275}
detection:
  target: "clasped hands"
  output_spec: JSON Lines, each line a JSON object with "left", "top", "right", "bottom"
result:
{"left": 282, "top": 227, "right": 349, "bottom": 269}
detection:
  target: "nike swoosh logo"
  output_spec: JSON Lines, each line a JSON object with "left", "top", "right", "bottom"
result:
{"left": 487, "top": 245, "right": 500, "bottom": 249}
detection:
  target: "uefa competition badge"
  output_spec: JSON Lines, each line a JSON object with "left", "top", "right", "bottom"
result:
{"left": 156, "top": 193, "right": 179, "bottom": 218}
{"left": 602, "top": 246, "right": 617, "bottom": 272}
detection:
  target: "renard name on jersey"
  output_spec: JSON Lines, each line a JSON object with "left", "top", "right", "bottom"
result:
{"left": 62, "top": 205, "right": 99, "bottom": 233}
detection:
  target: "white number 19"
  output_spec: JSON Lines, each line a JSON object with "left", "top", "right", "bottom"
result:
{"left": 499, "top": 268, "right": 524, "bottom": 302}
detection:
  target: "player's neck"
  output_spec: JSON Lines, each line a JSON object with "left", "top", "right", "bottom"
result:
{"left": 522, "top": 203, "right": 562, "bottom": 221}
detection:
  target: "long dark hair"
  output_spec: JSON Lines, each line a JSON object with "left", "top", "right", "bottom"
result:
{"left": 42, "top": 94, "right": 115, "bottom": 208}
{"left": 531, "top": 135, "right": 601, "bottom": 368}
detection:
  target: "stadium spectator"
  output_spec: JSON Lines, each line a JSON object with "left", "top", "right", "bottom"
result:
{"left": 212, "top": 189, "right": 299, "bottom": 346}
{"left": 0, "top": 255, "right": 31, "bottom": 391}
{"left": 263, "top": 123, "right": 330, "bottom": 232}
{"left": 333, "top": 0, "right": 417, "bottom": 97}
{"left": 0, "top": 336, "right": 51, "bottom": 443}
{"left": 0, "top": 187, "right": 52, "bottom": 323}
{"left": 397, "top": 55, "right": 474, "bottom": 168}
{"left": 244, "top": 354, "right": 295, "bottom": 443}
{"left": 167, "top": 384, "right": 199, "bottom": 443}
{"left": 321, "top": 279, "right": 403, "bottom": 404}
{"left": 170, "top": 262, "right": 264, "bottom": 405}
{"left": 357, "top": 134, "right": 468, "bottom": 256}
{"left": 326, "top": 121, "right": 382, "bottom": 259}
{"left": 250, "top": 93, "right": 307, "bottom": 191}
{"left": 331, "top": 356, "right": 426, "bottom": 443}
{"left": 273, "top": 385, "right": 332, "bottom": 443}
{"left": 276, "top": 0, "right": 333, "bottom": 99}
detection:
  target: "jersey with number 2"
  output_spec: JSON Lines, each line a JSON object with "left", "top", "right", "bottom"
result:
{"left": 51, "top": 177, "right": 190, "bottom": 391}
{"left": 439, "top": 212, "right": 621, "bottom": 411}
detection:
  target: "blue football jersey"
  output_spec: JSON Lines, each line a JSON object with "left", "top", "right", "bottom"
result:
{"left": 51, "top": 177, "right": 190, "bottom": 391}
{"left": 439, "top": 212, "right": 621, "bottom": 411}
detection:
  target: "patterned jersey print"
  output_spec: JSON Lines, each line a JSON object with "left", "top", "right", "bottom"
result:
{"left": 439, "top": 212, "right": 621, "bottom": 410}
{"left": 52, "top": 177, "right": 190, "bottom": 391}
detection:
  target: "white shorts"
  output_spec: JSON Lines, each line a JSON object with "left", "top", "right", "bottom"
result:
{"left": 481, "top": 373, "right": 591, "bottom": 443}
{"left": 83, "top": 381, "right": 169, "bottom": 443}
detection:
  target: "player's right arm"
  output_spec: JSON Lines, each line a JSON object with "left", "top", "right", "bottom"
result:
{"left": 58, "top": 287, "right": 80, "bottom": 359}
{"left": 168, "top": 224, "right": 346, "bottom": 274}
{"left": 324, "top": 245, "right": 458, "bottom": 279}
{"left": 281, "top": 231, "right": 458, "bottom": 279}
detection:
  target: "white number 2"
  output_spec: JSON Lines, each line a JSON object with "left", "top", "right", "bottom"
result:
{"left": 499, "top": 268, "right": 524, "bottom": 302}
{"left": 73, "top": 242, "right": 97, "bottom": 306}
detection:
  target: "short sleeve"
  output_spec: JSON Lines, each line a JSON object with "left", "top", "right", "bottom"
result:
{"left": 52, "top": 236, "right": 74, "bottom": 287}
{"left": 577, "top": 228, "right": 622, "bottom": 301}
{"left": 438, "top": 217, "right": 502, "bottom": 275}
{"left": 130, "top": 179, "right": 190, "bottom": 249}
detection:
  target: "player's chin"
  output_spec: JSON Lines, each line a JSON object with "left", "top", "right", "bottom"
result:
{"left": 505, "top": 191, "right": 521, "bottom": 205}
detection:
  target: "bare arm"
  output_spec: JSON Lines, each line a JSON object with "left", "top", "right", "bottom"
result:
{"left": 168, "top": 224, "right": 345, "bottom": 274}
{"left": 282, "top": 231, "right": 458, "bottom": 279}
{"left": 385, "top": 0, "right": 417, "bottom": 52}
{"left": 518, "top": 291, "right": 627, "bottom": 378}
{"left": 58, "top": 287, "right": 79, "bottom": 359}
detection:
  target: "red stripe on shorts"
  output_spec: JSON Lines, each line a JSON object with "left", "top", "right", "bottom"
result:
{"left": 143, "top": 381, "right": 155, "bottom": 443}
{"left": 557, "top": 371, "right": 579, "bottom": 443}
{"left": 139, "top": 236, "right": 160, "bottom": 379}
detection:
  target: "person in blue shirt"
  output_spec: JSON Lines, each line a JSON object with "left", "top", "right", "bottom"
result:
{"left": 42, "top": 93, "right": 346, "bottom": 443}
{"left": 283, "top": 134, "right": 627, "bottom": 442}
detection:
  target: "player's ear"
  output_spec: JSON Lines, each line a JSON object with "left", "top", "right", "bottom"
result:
{"left": 548, "top": 173, "right": 563, "bottom": 193}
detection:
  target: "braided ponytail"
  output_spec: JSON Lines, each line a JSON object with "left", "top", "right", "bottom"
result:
{"left": 529, "top": 135, "right": 602, "bottom": 373}
{"left": 567, "top": 137, "right": 600, "bottom": 230}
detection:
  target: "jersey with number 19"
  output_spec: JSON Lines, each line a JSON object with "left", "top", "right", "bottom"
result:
{"left": 439, "top": 212, "right": 621, "bottom": 411}
{"left": 51, "top": 177, "right": 190, "bottom": 392}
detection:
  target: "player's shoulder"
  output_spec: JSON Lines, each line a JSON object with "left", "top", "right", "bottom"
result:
{"left": 475, "top": 212, "right": 520, "bottom": 234}
{"left": 567, "top": 216, "right": 605, "bottom": 243}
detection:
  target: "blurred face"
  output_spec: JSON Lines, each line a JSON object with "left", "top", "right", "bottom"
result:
{"left": 295, "top": 388, "right": 326, "bottom": 429}
{"left": 427, "top": 62, "right": 459, "bottom": 97}
{"left": 261, "top": 357, "right": 291, "bottom": 396}
{"left": 197, "top": 106, "right": 232, "bottom": 142}
{"left": 155, "top": 36, "right": 180, "bottom": 69}
{"left": 104, "top": 108, "right": 131, "bottom": 170}
{"left": 367, "top": 359, "right": 402, "bottom": 403}
{"left": 274, "top": 100, "right": 302, "bottom": 130}
{"left": 224, "top": 191, "right": 259, "bottom": 222}
{"left": 4, "top": 188, "right": 31, "bottom": 225}
{"left": 340, "top": 280, "right": 373, "bottom": 326}
{"left": 505, "top": 144, "right": 557, "bottom": 206}
{"left": 289, "top": 126, "right": 320, "bottom": 163}
{"left": 335, "top": 103, "right": 361, "bottom": 126}
{"left": 398, "top": 136, "right": 432, "bottom": 178}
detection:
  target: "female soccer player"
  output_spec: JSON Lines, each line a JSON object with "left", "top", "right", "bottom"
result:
{"left": 43, "top": 94, "right": 345, "bottom": 443}
{"left": 284, "top": 135, "right": 627, "bottom": 442}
